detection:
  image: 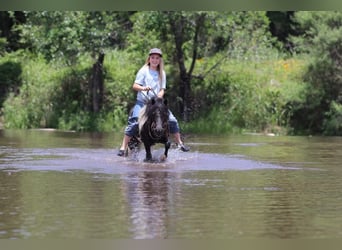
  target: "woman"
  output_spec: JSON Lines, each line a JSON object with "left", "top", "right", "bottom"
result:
{"left": 117, "top": 48, "right": 190, "bottom": 156}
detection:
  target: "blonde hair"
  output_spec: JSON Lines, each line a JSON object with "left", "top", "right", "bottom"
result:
{"left": 145, "top": 55, "right": 164, "bottom": 84}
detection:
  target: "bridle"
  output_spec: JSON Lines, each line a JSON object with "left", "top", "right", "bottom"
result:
{"left": 148, "top": 109, "right": 169, "bottom": 140}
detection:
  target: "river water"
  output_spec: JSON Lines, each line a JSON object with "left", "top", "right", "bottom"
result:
{"left": 0, "top": 129, "right": 341, "bottom": 239}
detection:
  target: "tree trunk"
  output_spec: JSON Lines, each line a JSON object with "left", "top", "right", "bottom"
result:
{"left": 169, "top": 12, "right": 206, "bottom": 122}
{"left": 179, "top": 73, "right": 192, "bottom": 122}
{"left": 90, "top": 52, "right": 104, "bottom": 113}
{"left": 169, "top": 16, "right": 192, "bottom": 122}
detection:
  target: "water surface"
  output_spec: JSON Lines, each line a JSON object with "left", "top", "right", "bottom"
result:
{"left": 0, "top": 129, "right": 341, "bottom": 239}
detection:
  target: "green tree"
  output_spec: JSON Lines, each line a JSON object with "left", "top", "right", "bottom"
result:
{"left": 126, "top": 11, "right": 275, "bottom": 122}
{"left": 17, "top": 11, "right": 134, "bottom": 113}
{"left": 0, "top": 11, "right": 26, "bottom": 52}
{"left": 0, "top": 60, "right": 22, "bottom": 110}
{"left": 18, "top": 11, "right": 128, "bottom": 63}
{"left": 266, "top": 11, "right": 297, "bottom": 52}
{"left": 290, "top": 11, "right": 342, "bottom": 135}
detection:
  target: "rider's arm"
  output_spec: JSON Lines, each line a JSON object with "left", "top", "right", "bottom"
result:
{"left": 132, "top": 82, "right": 150, "bottom": 92}
{"left": 157, "top": 88, "right": 165, "bottom": 98}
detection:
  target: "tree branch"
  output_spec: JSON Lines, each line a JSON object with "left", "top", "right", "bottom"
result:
{"left": 188, "top": 13, "right": 206, "bottom": 77}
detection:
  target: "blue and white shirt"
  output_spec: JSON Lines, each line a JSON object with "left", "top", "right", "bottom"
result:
{"left": 135, "top": 65, "right": 166, "bottom": 103}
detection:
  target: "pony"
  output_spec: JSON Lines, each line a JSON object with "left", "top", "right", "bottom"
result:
{"left": 137, "top": 97, "right": 170, "bottom": 162}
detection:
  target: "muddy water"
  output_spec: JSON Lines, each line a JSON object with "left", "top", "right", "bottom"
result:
{"left": 0, "top": 129, "right": 341, "bottom": 239}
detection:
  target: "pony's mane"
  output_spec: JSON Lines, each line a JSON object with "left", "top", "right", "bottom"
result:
{"left": 138, "top": 105, "right": 148, "bottom": 132}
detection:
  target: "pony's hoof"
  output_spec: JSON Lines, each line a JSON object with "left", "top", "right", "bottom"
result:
{"left": 144, "top": 158, "right": 153, "bottom": 163}
{"left": 160, "top": 155, "right": 167, "bottom": 162}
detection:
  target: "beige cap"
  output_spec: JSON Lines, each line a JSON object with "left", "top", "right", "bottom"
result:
{"left": 149, "top": 48, "right": 162, "bottom": 57}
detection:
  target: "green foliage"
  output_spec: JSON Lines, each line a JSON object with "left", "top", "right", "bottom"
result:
{"left": 2, "top": 11, "right": 305, "bottom": 134}
{"left": 0, "top": 56, "right": 22, "bottom": 108}
{"left": 266, "top": 11, "right": 296, "bottom": 51}
{"left": 190, "top": 52, "right": 306, "bottom": 135}
{"left": 2, "top": 49, "right": 137, "bottom": 132}
{"left": 289, "top": 11, "right": 342, "bottom": 135}
{"left": 127, "top": 11, "right": 277, "bottom": 67}
{"left": 126, "top": 12, "right": 160, "bottom": 52}
{"left": 0, "top": 37, "right": 7, "bottom": 55}
{"left": 216, "top": 11, "right": 280, "bottom": 60}
{"left": 3, "top": 52, "right": 60, "bottom": 129}
{"left": 181, "top": 107, "right": 236, "bottom": 135}
{"left": 2, "top": 11, "right": 340, "bottom": 136}
{"left": 323, "top": 101, "right": 342, "bottom": 135}
{"left": 17, "top": 11, "right": 133, "bottom": 64}
{"left": 103, "top": 49, "right": 137, "bottom": 110}
{"left": 127, "top": 11, "right": 278, "bottom": 122}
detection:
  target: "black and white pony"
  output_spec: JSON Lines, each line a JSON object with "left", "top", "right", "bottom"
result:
{"left": 134, "top": 97, "right": 170, "bottom": 162}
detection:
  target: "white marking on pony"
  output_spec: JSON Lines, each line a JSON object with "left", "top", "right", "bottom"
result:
{"left": 154, "top": 111, "right": 163, "bottom": 131}
{"left": 138, "top": 105, "right": 148, "bottom": 133}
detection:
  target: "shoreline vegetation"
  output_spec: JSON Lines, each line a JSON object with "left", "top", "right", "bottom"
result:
{"left": 0, "top": 50, "right": 307, "bottom": 136}
{"left": 0, "top": 11, "right": 341, "bottom": 136}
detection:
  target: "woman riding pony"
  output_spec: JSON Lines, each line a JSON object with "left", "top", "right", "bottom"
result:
{"left": 117, "top": 48, "right": 189, "bottom": 157}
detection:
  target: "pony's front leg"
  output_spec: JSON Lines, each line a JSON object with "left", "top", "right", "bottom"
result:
{"left": 144, "top": 142, "right": 153, "bottom": 162}
{"left": 160, "top": 141, "right": 171, "bottom": 162}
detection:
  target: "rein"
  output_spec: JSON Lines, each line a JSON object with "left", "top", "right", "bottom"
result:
{"left": 140, "top": 88, "right": 158, "bottom": 103}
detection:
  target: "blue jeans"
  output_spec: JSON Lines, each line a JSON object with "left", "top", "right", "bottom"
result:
{"left": 124, "top": 100, "right": 180, "bottom": 137}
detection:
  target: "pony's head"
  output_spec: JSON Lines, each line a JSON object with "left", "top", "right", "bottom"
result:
{"left": 139, "top": 97, "right": 169, "bottom": 139}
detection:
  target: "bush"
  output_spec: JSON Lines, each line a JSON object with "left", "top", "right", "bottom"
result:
{"left": 289, "top": 11, "right": 342, "bottom": 135}
{"left": 1, "top": 49, "right": 307, "bottom": 135}
{"left": 190, "top": 52, "right": 307, "bottom": 134}
{"left": 0, "top": 37, "right": 7, "bottom": 55}
{"left": 0, "top": 53, "right": 22, "bottom": 109}
{"left": 323, "top": 101, "right": 342, "bottom": 136}
{"left": 2, "top": 50, "right": 137, "bottom": 132}
{"left": 3, "top": 52, "right": 60, "bottom": 128}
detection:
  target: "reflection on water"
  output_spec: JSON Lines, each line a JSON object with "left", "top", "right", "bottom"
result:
{"left": 122, "top": 171, "right": 171, "bottom": 239}
{"left": 0, "top": 129, "right": 342, "bottom": 239}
